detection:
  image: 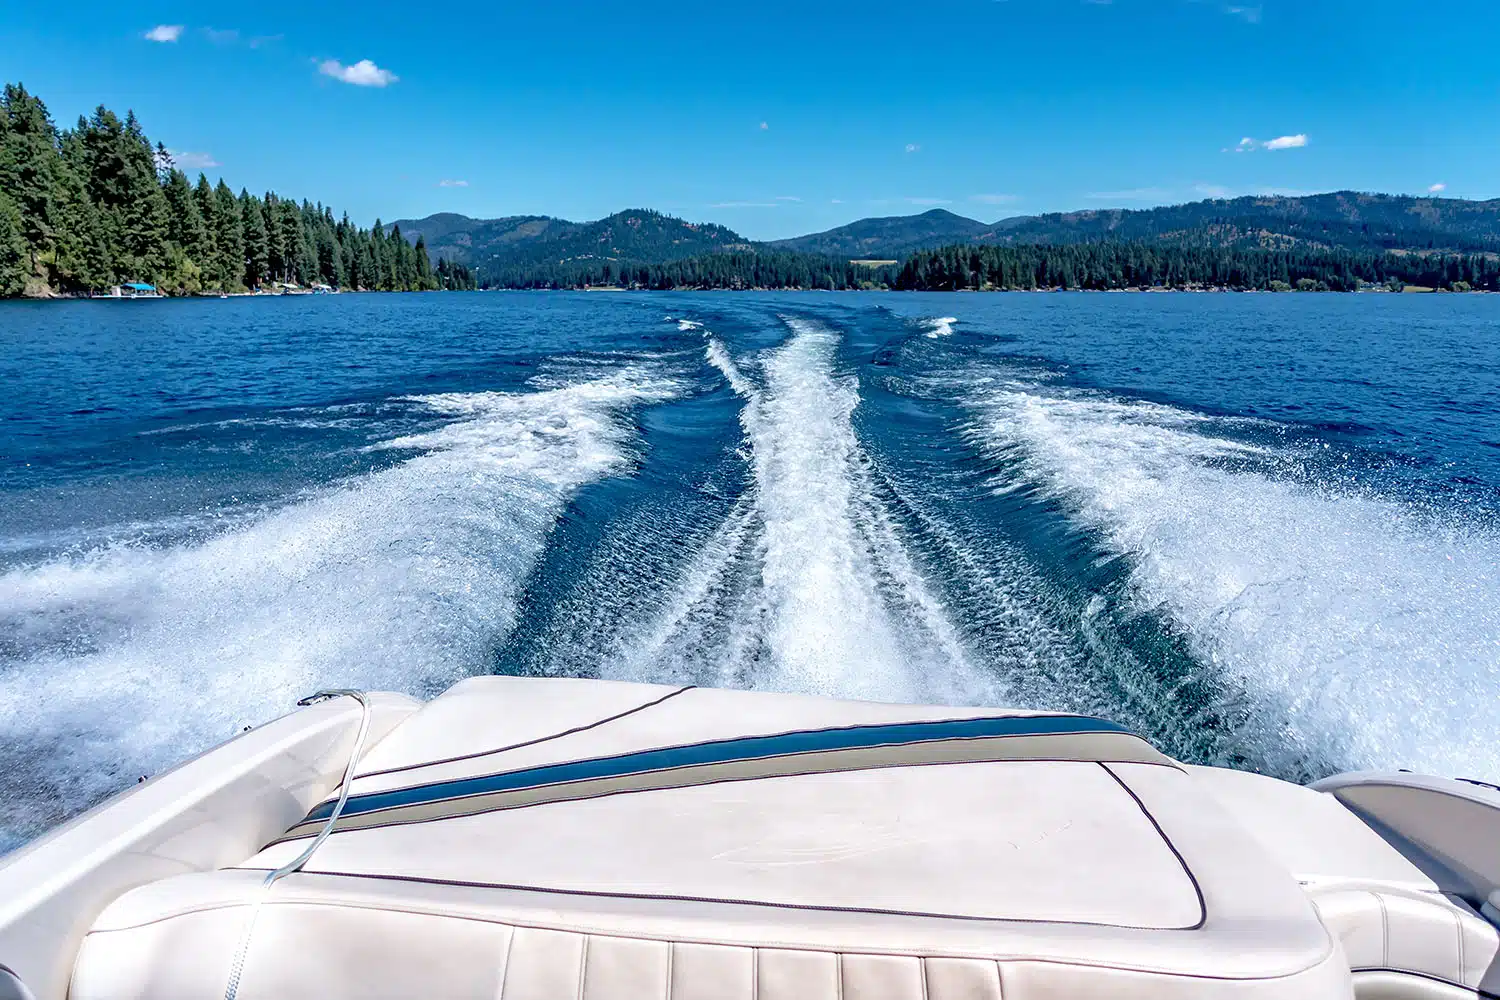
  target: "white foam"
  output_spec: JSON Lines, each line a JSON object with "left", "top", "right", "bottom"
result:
{"left": 925, "top": 316, "right": 958, "bottom": 339}
{"left": 677, "top": 319, "right": 703, "bottom": 332}
{"left": 971, "top": 383, "right": 1500, "bottom": 776}
{"left": 0, "top": 370, "right": 675, "bottom": 839}
{"left": 639, "top": 322, "right": 995, "bottom": 704}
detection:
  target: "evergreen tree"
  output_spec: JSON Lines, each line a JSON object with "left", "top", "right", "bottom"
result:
{"left": 240, "top": 191, "right": 268, "bottom": 289}
{"left": 0, "top": 83, "right": 59, "bottom": 276}
{"left": 0, "top": 189, "right": 28, "bottom": 296}
{"left": 212, "top": 180, "right": 243, "bottom": 290}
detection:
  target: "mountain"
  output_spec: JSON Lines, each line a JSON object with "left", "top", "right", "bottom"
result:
{"left": 388, "top": 209, "right": 754, "bottom": 271}
{"left": 778, "top": 193, "right": 1500, "bottom": 258}
{"left": 765, "top": 208, "right": 1004, "bottom": 258}
{"left": 393, "top": 193, "right": 1500, "bottom": 280}
{"left": 985, "top": 192, "right": 1500, "bottom": 253}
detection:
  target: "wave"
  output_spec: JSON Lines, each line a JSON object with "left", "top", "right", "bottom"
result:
{"left": 925, "top": 316, "right": 958, "bottom": 338}
{"left": 0, "top": 368, "right": 676, "bottom": 846}
{"left": 598, "top": 323, "right": 997, "bottom": 706}
{"left": 969, "top": 381, "right": 1500, "bottom": 777}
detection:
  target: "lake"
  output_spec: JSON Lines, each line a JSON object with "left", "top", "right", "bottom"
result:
{"left": 1, "top": 291, "right": 1496, "bottom": 851}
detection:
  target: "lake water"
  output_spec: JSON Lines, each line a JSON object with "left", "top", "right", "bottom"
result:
{"left": 1, "top": 291, "right": 1497, "bottom": 851}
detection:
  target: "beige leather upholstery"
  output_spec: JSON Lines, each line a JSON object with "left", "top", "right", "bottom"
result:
{"left": 1192, "top": 765, "right": 1500, "bottom": 998}
{"left": 75, "top": 870, "right": 1352, "bottom": 999}
{"left": 1312, "top": 886, "right": 1500, "bottom": 996}
{"left": 69, "top": 679, "right": 1353, "bottom": 998}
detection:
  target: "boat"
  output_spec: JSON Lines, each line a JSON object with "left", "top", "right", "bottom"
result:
{"left": 0, "top": 676, "right": 1496, "bottom": 999}
{"left": 89, "top": 282, "right": 163, "bottom": 299}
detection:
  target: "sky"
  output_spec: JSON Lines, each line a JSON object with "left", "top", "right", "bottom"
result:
{"left": 3, "top": 0, "right": 1498, "bottom": 240}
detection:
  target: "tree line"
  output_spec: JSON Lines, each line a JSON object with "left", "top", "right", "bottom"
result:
{"left": 0, "top": 82, "right": 476, "bottom": 297}
{"left": 483, "top": 252, "right": 893, "bottom": 290}
{"left": 892, "top": 242, "right": 1500, "bottom": 292}
{"left": 478, "top": 241, "right": 1500, "bottom": 293}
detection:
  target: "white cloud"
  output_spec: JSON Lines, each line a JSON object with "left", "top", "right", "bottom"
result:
{"left": 1086, "top": 187, "right": 1174, "bottom": 202}
{"left": 168, "top": 150, "right": 220, "bottom": 169}
{"left": 775, "top": 195, "right": 801, "bottom": 202}
{"left": 1428, "top": 182, "right": 1446, "bottom": 194}
{"left": 905, "top": 197, "right": 951, "bottom": 206}
{"left": 1225, "top": 4, "right": 1262, "bottom": 22}
{"left": 203, "top": 27, "right": 239, "bottom": 44}
{"left": 438, "top": 179, "right": 469, "bottom": 188}
{"left": 1263, "top": 133, "right": 1307, "bottom": 151}
{"left": 1194, "top": 183, "right": 1231, "bottom": 199}
{"left": 710, "top": 201, "right": 778, "bottom": 208}
{"left": 970, "top": 193, "right": 1019, "bottom": 205}
{"left": 759, "top": 121, "right": 769, "bottom": 130}
{"left": 830, "top": 198, "right": 844, "bottom": 204}
{"left": 144, "top": 24, "right": 184, "bottom": 42}
{"left": 1229, "top": 133, "right": 1308, "bottom": 153}
{"left": 904, "top": 143, "right": 920, "bottom": 153}
{"left": 319, "top": 58, "right": 398, "bottom": 87}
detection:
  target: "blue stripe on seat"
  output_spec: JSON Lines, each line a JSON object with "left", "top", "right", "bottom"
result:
{"left": 305, "top": 714, "right": 1134, "bottom": 825}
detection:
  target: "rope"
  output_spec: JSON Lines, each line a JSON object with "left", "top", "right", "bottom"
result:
{"left": 223, "top": 690, "right": 372, "bottom": 1000}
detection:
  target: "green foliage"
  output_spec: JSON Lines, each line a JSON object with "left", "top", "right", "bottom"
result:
{"left": 0, "top": 81, "right": 445, "bottom": 297}
{"left": 0, "top": 189, "right": 28, "bottom": 295}
{"left": 484, "top": 251, "right": 890, "bottom": 290}
{"left": 390, "top": 209, "right": 753, "bottom": 273}
{"left": 479, "top": 240, "right": 1500, "bottom": 294}
{"left": 889, "top": 242, "right": 1500, "bottom": 293}
{"left": 770, "top": 193, "right": 1500, "bottom": 260}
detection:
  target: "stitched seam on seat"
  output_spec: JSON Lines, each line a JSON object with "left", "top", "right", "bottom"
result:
{"left": 664, "top": 941, "right": 673, "bottom": 1000}
{"left": 836, "top": 952, "right": 844, "bottom": 1000}
{"left": 578, "top": 934, "right": 589, "bottom": 1000}
{"left": 233, "top": 865, "right": 1199, "bottom": 932}
{"left": 355, "top": 686, "right": 695, "bottom": 781}
{"left": 1352, "top": 967, "right": 1500, "bottom": 1000}
{"left": 752, "top": 947, "right": 759, "bottom": 1000}
{"left": 85, "top": 897, "right": 1314, "bottom": 976}
{"left": 496, "top": 925, "right": 516, "bottom": 1000}
{"left": 1096, "top": 763, "right": 1207, "bottom": 930}
{"left": 919, "top": 956, "right": 930, "bottom": 1000}
{"left": 1375, "top": 891, "right": 1390, "bottom": 968}
{"left": 995, "top": 959, "right": 1006, "bottom": 1000}
{"left": 1454, "top": 902, "right": 1466, "bottom": 984}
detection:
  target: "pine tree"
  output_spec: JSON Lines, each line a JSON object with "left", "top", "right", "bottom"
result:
{"left": 0, "top": 189, "right": 28, "bottom": 295}
{"left": 414, "top": 234, "right": 434, "bottom": 290}
{"left": 212, "top": 180, "right": 243, "bottom": 291}
{"left": 240, "top": 190, "right": 268, "bottom": 289}
{"left": 0, "top": 83, "right": 59, "bottom": 278}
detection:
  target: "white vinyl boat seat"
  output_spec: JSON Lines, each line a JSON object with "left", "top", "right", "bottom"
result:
{"left": 71, "top": 678, "right": 1351, "bottom": 998}
{"left": 1311, "top": 887, "right": 1500, "bottom": 998}
{"left": 1190, "top": 765, "right": 1500, "bottom": 1000}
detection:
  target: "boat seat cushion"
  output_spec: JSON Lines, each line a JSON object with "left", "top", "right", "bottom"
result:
{"left": 74, "top": 868, "right": 1353, "bottom": 1000}
{"left": 72, "top": 680, "right": 1351, "bottom": 998}
{"left": 1310, "top": 886, "right": 1500, "bottom": 995}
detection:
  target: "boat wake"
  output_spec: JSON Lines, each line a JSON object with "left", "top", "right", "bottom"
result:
{"left": 968, "top": 379, "right": 1500, "bottom": 778}
{"left": 599, "top": 319, "right": 998, "bottom": 705}
{"left": 0, "top": 368, "right": 676, "bottom": 847}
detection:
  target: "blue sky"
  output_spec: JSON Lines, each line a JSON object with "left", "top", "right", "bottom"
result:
{"left": 3, "top": 0, "right": 1497, "bottom": 240}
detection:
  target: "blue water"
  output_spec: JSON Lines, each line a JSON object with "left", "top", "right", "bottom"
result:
{"left": 1, "top": 292, "right": 1497, "bottom": 851}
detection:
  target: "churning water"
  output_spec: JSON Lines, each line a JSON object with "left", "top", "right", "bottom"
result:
{"left": 1, "top": 291, "right": 1496, "bottom": 851}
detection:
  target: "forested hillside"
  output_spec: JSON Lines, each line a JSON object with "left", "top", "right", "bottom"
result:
{"left": 0, "top": 82, "right": 475, "bottom": 297}
{"left": 764, "top": 208, "right": 996, "bottom": 257}
{"left": 769, "top": 193, "right": 1500, "bottom": 259}
{"left": 480, "top": 241, "right": 1499, "bottom": 293}
{"left": 389, "top": 210, "right": 754, "bottom": 271}
{"left": 989, "top": 192, "right": 1500, "bottom": 252}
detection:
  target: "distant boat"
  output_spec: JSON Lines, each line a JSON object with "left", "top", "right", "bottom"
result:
{"left": 91, "top": 282, "right": 162, "bottom": 299}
